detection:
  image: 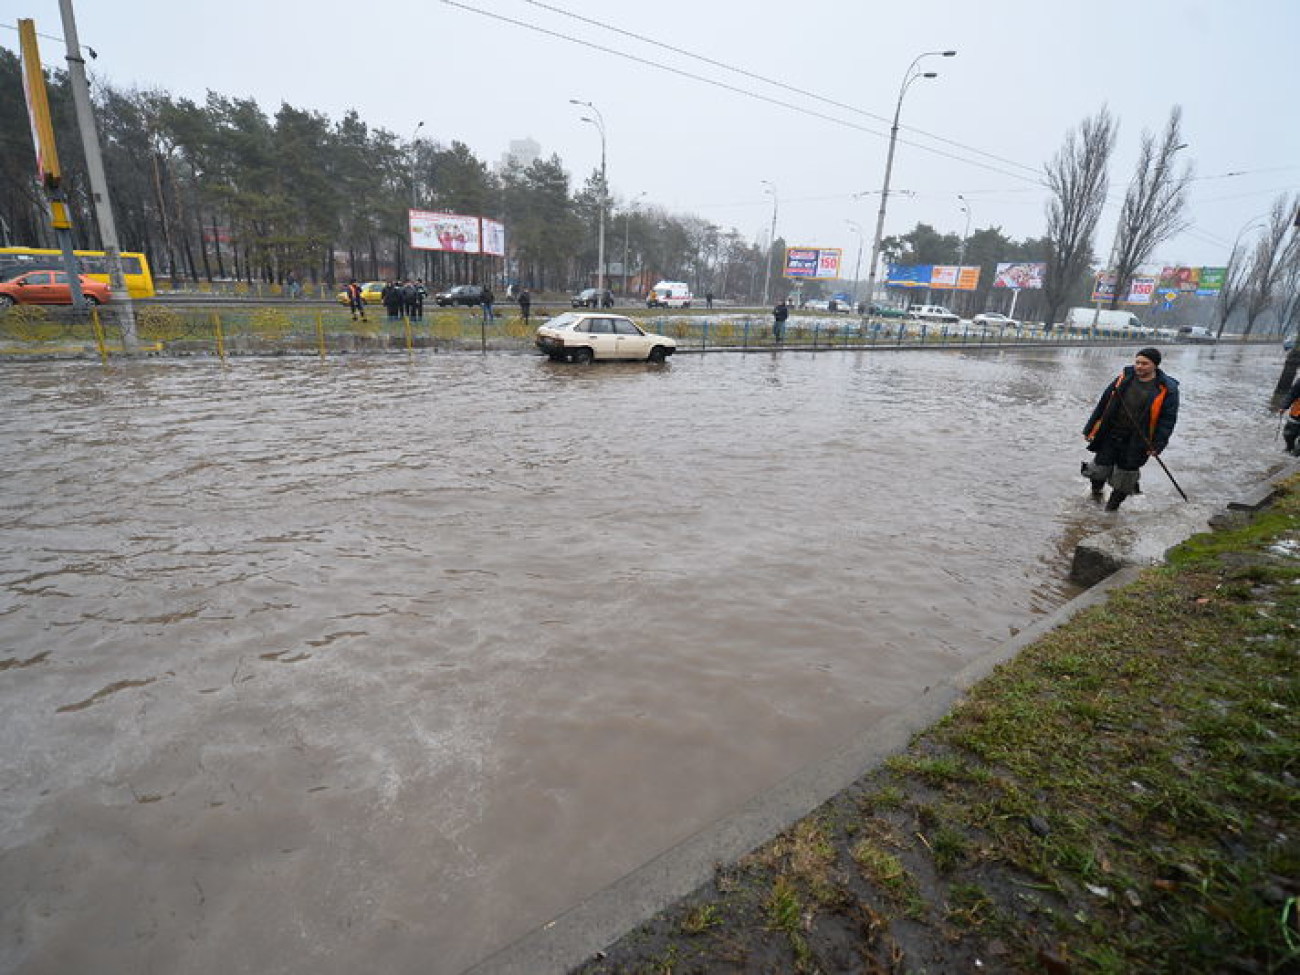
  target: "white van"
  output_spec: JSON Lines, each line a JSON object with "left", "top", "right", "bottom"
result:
{"left": 646, "top": 281, "right": 692, "bottom": 309}
{"left": 1065, "top": 307, "right": 1144, "bottom": 332}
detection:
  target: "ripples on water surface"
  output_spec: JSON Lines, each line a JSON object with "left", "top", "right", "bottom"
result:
{"left": 0, "top": 345, "right": 1286, "bottom": 973}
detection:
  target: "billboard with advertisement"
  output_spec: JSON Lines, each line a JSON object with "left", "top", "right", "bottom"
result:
{"left": 1196, "top": 267, "right": 1226, "bottom": 296}
{"left": 1092, "top": 272, "right": 1157, "bottom": 305}
{"left": 993, "top": 262, "right": 1046, "bottom": 290}
{"left": 885, "top": 263, "right": 933, "bottom": 288}
{"left": 1159, "top": 266, "right": 1201, "bottom": 292}
{"left": 1126, "top": 275, "right": 1156, "bottom": 305}
{"left": 784, "top": 247, "right": 842, "bottom": 279}
{"left": 481, "top": 218, "right": 505, "bottom": 257}
{"left": 410, "top": 210, "right": 483, "bottom": 253}
{"left": 885, "top": 264, "right": 979, "bottom": 290}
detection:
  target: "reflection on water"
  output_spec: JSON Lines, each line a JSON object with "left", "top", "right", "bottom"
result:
{"left": 0, "top": 344, "right": 1286, "bottom": 974}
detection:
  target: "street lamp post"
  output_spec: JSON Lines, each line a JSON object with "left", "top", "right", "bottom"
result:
{"left": 409, "top": 120, "right": 424, "bottom": 208}
{"left": 847, "top": 221, "right": 865, "bottom": 307}
{"left": 957, "top": 194, "right": 971, "bottom": 314}
{"left": 761, "top": 180, "right": 778, "bottom": 306}
{"left": 864, "top": 49, "right": 956, "bottom": 309}
{"left": 622, "top": 190, "right": 646, "bottom": 298}
{"left": 571, "top": 99, "right": 607, "bottom": 296}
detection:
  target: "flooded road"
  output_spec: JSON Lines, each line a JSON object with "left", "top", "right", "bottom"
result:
{"left": 0, "top": 343, "right": 1288, "bottom": 974}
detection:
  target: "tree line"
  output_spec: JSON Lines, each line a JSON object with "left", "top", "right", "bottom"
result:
{"left": 0, "top": 49, "right": 771, "bottom": 297}
{"left": 2, "top": 49, "right": 1295, "bottom": 329}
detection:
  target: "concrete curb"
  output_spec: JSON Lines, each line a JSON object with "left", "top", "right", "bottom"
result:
{"left": 462, "top": 568, "right": 1144, "bottom": 975}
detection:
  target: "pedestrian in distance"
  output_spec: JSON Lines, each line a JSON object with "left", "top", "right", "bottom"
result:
{"left": 772, "top": 298, "right": 789, "bottom": 343}
{"left": 345, "top": 279, "right": 367, "bottom": 322}
{"left": 382, "top": 280, "right": 401, "bottom": 321}
{"left": 481, "top": 285, "right": 495, "bottom": 322}
{"left": 1278, "top": 374, "right": 1300, "bottom": 456}
{"left": 413, "top": 279, "right": 426, "bottom": 320}
{"left": 518, "top": 288, "right": 531, "bottom": 324}
{"left": 401, "top": 279, "right": 418, "bottom": 320}
{"left": 1081, "top": 347, "right": 1180, "bottom": 511}
{"left": 706, "top": 290, "right": 714, "bottom": 309}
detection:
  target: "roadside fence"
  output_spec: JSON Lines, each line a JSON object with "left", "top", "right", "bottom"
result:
{"left": 0, "top": 304, "right": 1255, "bottom": 361}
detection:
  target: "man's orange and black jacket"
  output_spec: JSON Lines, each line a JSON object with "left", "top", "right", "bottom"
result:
{"left": 1083, "top": 365, "right": 1180, "bottom": 453}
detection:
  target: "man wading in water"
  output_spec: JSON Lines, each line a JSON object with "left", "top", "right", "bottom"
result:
{"left": 1081, "top": 347, "right": 1180, "bottom": 511}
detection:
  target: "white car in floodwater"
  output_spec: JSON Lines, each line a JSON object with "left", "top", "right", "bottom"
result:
{"left": 534, "top": 311, "right": 677, "bottom": 363}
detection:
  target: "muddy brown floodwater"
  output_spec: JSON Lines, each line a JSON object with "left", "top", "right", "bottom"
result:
{"left": 0, "top": 343, "right": 1288, "bottom": 974}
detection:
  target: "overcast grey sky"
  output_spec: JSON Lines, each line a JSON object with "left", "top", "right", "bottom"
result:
{"left": 6, "top": 0, "right": 1298, "bottom": 271}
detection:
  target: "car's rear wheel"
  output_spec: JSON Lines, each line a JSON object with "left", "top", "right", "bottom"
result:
{"left": 571, "top": 347, "right": 594, "bottom": 364}
{"left": 648, "top": 346, "right": 668, "bottom": 363}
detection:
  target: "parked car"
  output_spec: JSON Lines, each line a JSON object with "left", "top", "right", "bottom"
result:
{"left": 908, "top": 304, "right": 959, "bottom": 324}
{"left": 1178, "top": 325, "right": 1217, "bottom": 344}
{"left": 0, "top": 269, "right": 111, "bottom": 307}
{"left": 333, "top": 281, "right": 386, "bottom": 305}
{"left": 863, "top": 302, "right": 907, "bottom": 319}
{"left": 972, "top": 312, "right": 1020, "bottom": 329}
{"left": 534, "top": 311, "right": 676, "bottom": 363}
{"left": 571, "top": 287, "right": 613, "bottom": 308}
{"left": 434, "top": 284, "right": 485, "bottom": 306}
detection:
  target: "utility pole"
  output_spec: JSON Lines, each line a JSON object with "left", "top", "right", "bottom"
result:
{"left": 58, "top": 0, "right": 138, "bottom": 352}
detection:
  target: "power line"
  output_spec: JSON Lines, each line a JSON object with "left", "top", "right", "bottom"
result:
{"left": 518, "top": 0, "right": 1044, "bottom": 179}
{"left": 439, "top": 0, "right": 1045, "bottom": 186}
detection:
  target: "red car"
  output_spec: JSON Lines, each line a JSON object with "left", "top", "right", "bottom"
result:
{"left": 0, "top": 269, "right": 112, "bottom": 307}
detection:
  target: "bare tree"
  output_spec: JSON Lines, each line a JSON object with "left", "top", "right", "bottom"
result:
{"left": 1108, "top": 106, "right": 1193, "bottom": 308}
{"left": 1215, "top": 236, "right": 1256, "bottom": 338}
{"left": 1042, "top": 107, "right": 1116, "bottom": 328}
{"left": 1242, "top": 193, "right": 1300, "bottom": 337}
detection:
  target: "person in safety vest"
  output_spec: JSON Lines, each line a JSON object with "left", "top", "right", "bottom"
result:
{"left": 1081, "top": 347, "right": 1179, "bottom": 511}
{"left": 1279, "top": 375, "right": 1300, "bottom": 456}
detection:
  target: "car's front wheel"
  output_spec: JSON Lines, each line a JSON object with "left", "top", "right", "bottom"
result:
{"left": 570, "top": 347, "right": 594, "bottom": 364}
{"left": 84, "top": 295, "right": 100, "bottom": 306}
{"left": 0, "top": 295, "right": 14, "bottom": 308}
{"left": 648, "top": 346, "right": 668, "bottom": 363}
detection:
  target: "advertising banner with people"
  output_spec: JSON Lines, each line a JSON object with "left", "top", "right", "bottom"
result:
{"left": 784, "top": 247, "right": 842, "bottom": 279}
{"left": 481, "top": 218, "right": 506, "bottom": 257}
{"left": 885, "top": 264, "right": 979, "bottom": 290}
{"left": 409, "top": 210, "right": 483, "bottom": 252}
{"left": 1158, "top": 266, "right": 1201, "bottom": 292}
{"left": 993, "top": 262, "right": 1046, "bottom": 290}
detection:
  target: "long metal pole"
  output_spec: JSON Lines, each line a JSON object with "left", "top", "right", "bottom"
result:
{"left": 864, "top": 50, "right": 953, "bottom": 311}
{"left": 57, "top": 0, "right": 137, "bottom": 351}
{"left": 597, "top": 126, "right": 606, "bottom": 296}
{"left": 848, "top": 221, "right": 864, "bottom": 306}
{"left": 761, "top": 181, "right": 777, "bottom": 306}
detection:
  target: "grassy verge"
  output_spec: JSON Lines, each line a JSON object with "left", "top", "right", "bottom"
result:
{"left": 577, "top": 480, "right": 1300, "bottom": 974}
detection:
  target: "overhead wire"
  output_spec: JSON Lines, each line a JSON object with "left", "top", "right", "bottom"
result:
{"left": 439, "top": 0, "right": 1045, "bottom": 187}
{"left": 518, "top": 0, "right": 1044, "bottom": 180}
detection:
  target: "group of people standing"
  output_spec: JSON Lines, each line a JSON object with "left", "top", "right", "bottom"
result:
{"left": 381, "top": 280, "right": 427, "bottom": 321}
